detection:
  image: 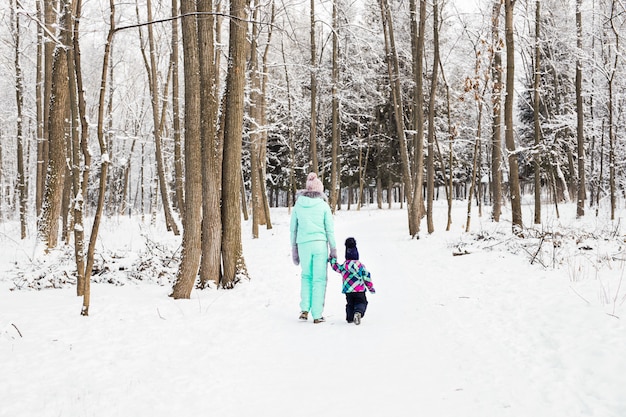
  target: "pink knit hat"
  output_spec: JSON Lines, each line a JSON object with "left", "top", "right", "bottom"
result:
{"left": 306, "top": 172, "right": 324, "bottom": 193}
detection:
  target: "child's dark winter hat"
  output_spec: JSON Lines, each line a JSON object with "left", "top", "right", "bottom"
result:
{"left": 345, "top": 237, "right": 359, "bottom": 260}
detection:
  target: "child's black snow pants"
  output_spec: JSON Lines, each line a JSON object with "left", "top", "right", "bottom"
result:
{"left": 345, "top": 292, "right": 368, "bottom": 322}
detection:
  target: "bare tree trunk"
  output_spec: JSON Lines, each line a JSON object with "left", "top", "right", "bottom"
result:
{"left": 259, "top": 164, "right": 272, "bottom": 228}
{"left": 81, "top": 0, "right": 116, "bottom": 315}
{"left": 72, "top": 0, "right": 91, "bottom": 215}
{"left": 140, "top": 142, "right": 146, "bottom": 221}
{"left": 357, "top": 131, "right": 371, "bottom": 211}
{"left": 309, "top": 0, "right": 319, "bottom": 173}
{"left": 379, "top": 0, "right": 416, "bottom": 236}
{"left": 66, "top": 0, "right": 86, "bottom": 298}
{"left": 409, "top": 0, "right": 427, "bottom": 235}
{"left": 139, "top": 0, "right": 180, "bottom": 235}
{"left": 491, "top": 0, "right": 503, "bottom": 223}
{"left": 198, "top": 0, "right": 222, "bottom": 288}
{"left": 259, "top": 2, "right": 274, "bottom": 229}
{"left": 119, "top": 138, "right": 136, "bottom": 216}
{"left": 10, "top": 0, "right": 27, "bottom": 239}
{"left": 575, "top": 0, "right": 585, "bottom": 218}
{"left": 37, "top": 0, "right": 57, "bottom": 218}
{"left": 426, "top": 0, "right": 440, "bottom": 234}
{"left": 221, "top": 0, "right": 250, "bottom": 288}
{"left": 329, "top": 0, "right": 340, "bottom": 212}
{"left": 607, "top": 1, "right": 619, "bottom": 220}
{"left": 171, "top": 0, "right": 203, "bottom": 298}
{"left": 36, "top": 0, "right": 44, "bottom": 220}
{"left": 40, "top": 1, "right": 70, "bottom": 250}
{"left": 376, "top": 174, "right": 382, "bottom": 209}
{"left": 533, "top": 0, "right": 542, "bottom": 224}
{"left": 504, "top": 0, "right": 523, "bottom": 234}
{"left": 249, "top": 3, "right": 263, "bottom": 237}
{"left": 281, "top": 39, "right": 296, "bottom": 211}
{"left": 171, "top": 0, "right": 184, "bottom": 217}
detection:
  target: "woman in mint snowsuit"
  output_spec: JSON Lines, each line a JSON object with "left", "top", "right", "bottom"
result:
{"left": 290, "top": 173, "right": 337, "bottom": 323}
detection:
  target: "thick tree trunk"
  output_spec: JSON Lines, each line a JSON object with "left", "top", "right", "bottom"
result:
{"left": 40, "top": 2, "right": 70, "bottom": 250}
{"left": 171, "top": 0, "right": 203, "bottom": 298}
{"left": 198, "top": 0, "right": 222, "bottom": 288}
{"left": 250, "top": 4, "right": 264, "bottom": 237}
{"left": 37, "top": 0, "right": 56, "bottom": 218}
{"left": 221, "top": 0, "right": 250, "bottom": 288}
{"left": 409, "top": 0, "right": 427, "bottom": 235}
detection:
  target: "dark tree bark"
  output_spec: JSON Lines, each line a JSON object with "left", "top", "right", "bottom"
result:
{"left": 171, "top": 0, "right": 203, "bottom": 298}
{"left": 221, "top": 0, "right": 250, "bottom": 288}
{"left": 40, "top": 1, "right": 70, "bottom": 250}
{"left": 198, "top": 0, "right": 223, "bottom": 288}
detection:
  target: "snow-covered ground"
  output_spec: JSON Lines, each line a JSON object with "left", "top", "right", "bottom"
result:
{"left": 1, "top": 200, "right": 625, "bottom": 417}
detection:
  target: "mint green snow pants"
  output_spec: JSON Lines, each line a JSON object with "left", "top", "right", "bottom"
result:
{"left": 298, "top": 240, "right": 329, "bottom": 320}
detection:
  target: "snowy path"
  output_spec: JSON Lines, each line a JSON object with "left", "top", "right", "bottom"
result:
{"left": 1, "top": 207, "right": 625, "bottom": 416}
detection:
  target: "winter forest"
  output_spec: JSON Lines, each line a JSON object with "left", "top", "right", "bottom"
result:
{"left": 1, "top": 0, "right": 626, "bottom": 314}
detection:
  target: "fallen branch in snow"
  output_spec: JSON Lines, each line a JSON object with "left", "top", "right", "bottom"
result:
{"left": 520, "top": 244, "right": 547, "bottom": 268}
{"left": 569, "top": 286, "right": 591, "bottom": 305}
{"left": 11, "top": 323, "right": 23, "bottom": 337}
{"left": 530, "top": 235, "right": 546, "bottom": 266}
{"left": 452, "top": 249, "right": 470, "bottom": 256}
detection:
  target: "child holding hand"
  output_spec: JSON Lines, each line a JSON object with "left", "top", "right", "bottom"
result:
{"left": 329, "top": 237, "right": 375, "bottom": 325}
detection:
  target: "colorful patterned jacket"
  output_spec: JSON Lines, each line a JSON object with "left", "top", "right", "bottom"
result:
{"left": 329, "top": 257, "right": 375, "bottom": 294}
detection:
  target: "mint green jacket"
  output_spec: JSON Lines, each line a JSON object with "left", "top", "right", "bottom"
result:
{"left": 290, "top": 191, "right": 336, "bottom": 250}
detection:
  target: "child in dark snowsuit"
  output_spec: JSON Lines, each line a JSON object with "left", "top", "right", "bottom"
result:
{"left": 329, "top": 237, "right": 375, "bottom": 325}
